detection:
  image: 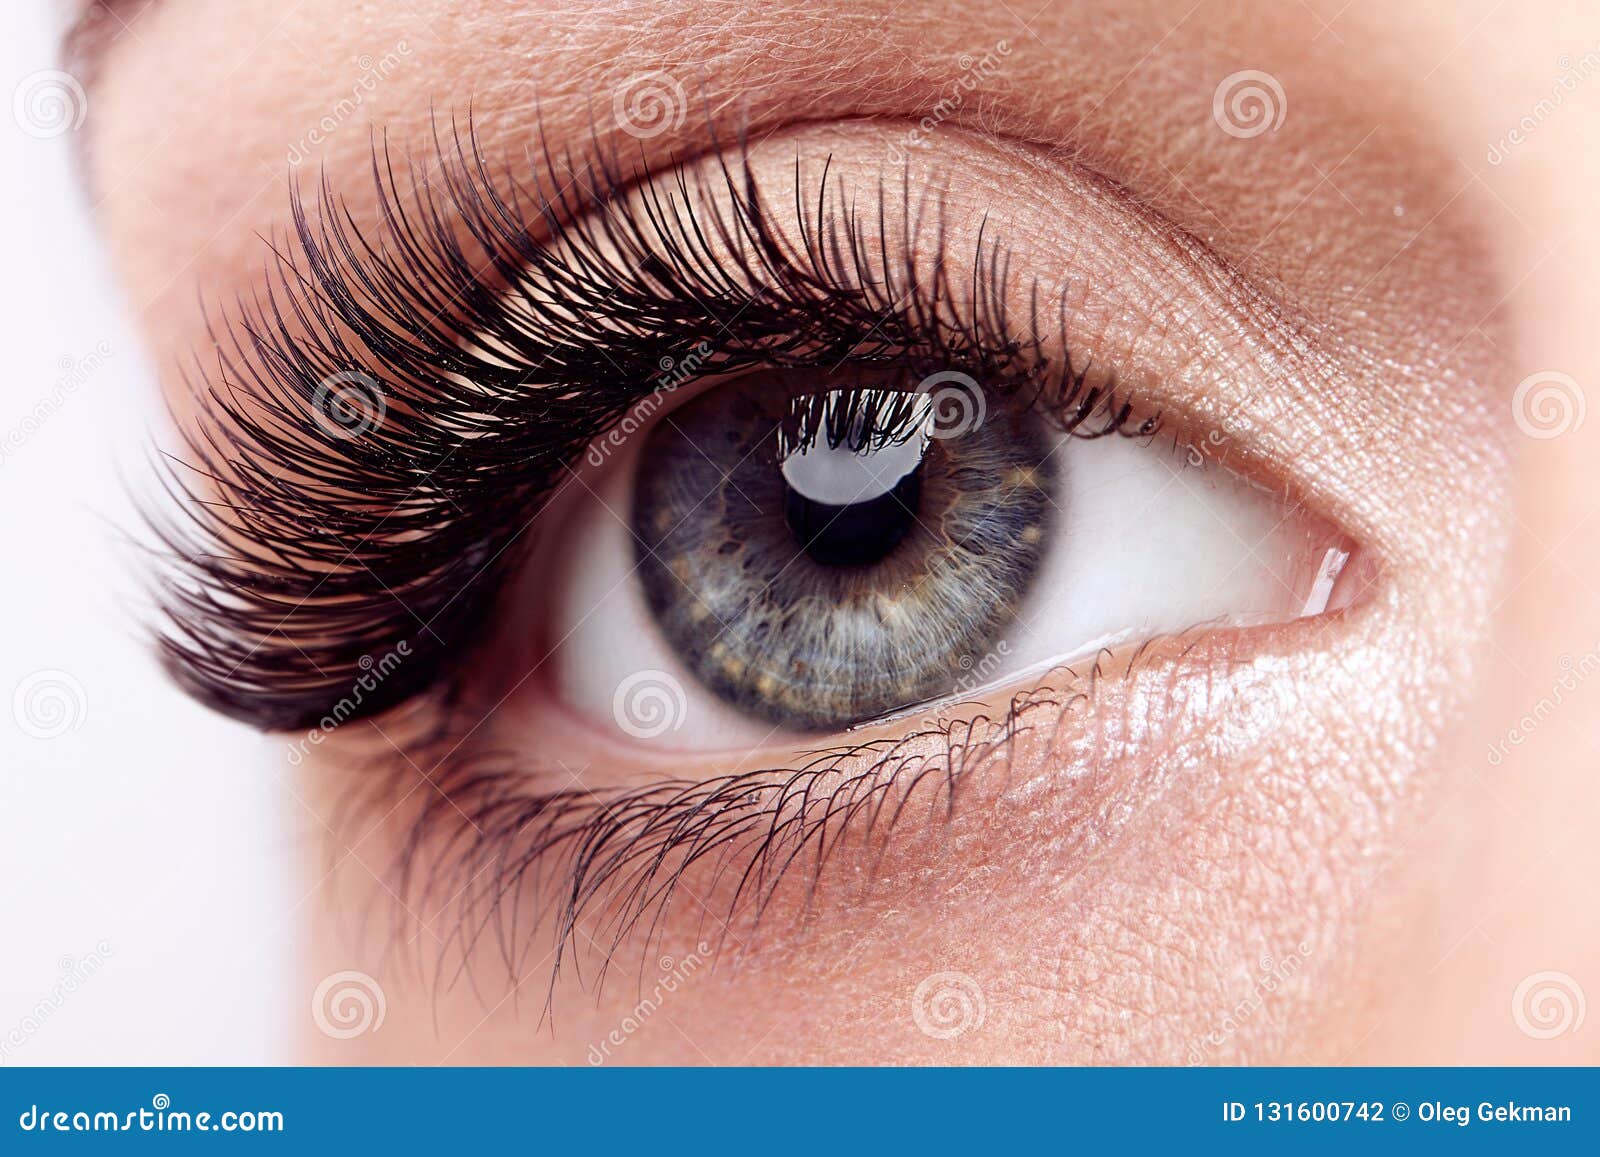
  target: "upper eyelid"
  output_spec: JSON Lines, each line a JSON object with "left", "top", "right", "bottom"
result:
{"left": 155, "top": 119, "right": 1238, "bottom": 734}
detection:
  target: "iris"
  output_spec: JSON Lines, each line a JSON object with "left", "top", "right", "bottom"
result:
{"left": 632, "top": 372, "right": 1057, "bottom": 730}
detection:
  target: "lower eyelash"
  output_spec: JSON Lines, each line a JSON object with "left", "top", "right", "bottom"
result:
{"left": 147, "top": 117, "right": 1154, "bottom": 735}
{"left": 350, "top": 667, "right": 1101, "bottom": 1006}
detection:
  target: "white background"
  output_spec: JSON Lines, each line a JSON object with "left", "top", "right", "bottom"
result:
{"left": 0, "top": 2, "right": 289, "bottom": 1063}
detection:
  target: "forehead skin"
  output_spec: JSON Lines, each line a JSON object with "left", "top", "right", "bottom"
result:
{"left": 80, "top": 0, "right": 1600, "bottom": 1064}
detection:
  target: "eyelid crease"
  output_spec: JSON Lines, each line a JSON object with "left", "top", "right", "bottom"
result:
{"left": 147, "top": 115, "right": 1154, "bottom": 734}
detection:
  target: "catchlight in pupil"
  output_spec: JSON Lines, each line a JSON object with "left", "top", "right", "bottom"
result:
{"left": 778, "top": 389, "right": 932, "bottom": 568}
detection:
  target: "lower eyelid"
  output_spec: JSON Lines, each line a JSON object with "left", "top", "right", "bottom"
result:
{"left": 334, "top": 611, "right": 1352, "bottom": 997}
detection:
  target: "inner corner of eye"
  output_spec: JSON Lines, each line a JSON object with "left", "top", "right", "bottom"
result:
{"left": 540, "top": 365, "right": 1353, "bottom": 752}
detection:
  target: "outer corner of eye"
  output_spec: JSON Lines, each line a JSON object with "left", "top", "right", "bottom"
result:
{"left": 535, "top": 363, "right": 1359, "bottom": 756}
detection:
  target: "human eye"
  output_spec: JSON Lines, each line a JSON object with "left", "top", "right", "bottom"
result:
{"left": 79, "top": 0, "right": 1524, "bottom": 1067}
{"left": 150, "top": 119, "right": 1366, "bottom": 976}
{"left": 539, "top": 150, "right": 1351, "bottom": 749}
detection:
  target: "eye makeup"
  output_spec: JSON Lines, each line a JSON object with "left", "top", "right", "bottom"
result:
{"left": 148, "top": 117, "right": 1368, "bottom": 995}
{"left": 549, "top": 386, "right": 1350, "bottom": 754}
{"left": 149, "top": 122, "right": 1162, "bottom": 734}
{"left": 84, "top": 0, "right": 1534, "bottom": 1066}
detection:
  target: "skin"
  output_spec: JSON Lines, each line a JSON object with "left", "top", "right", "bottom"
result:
{"left": 80, "top": 0, "right": 1600, "bottom": 1063}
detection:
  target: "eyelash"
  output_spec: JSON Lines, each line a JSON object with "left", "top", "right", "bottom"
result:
{"left": 151, "top": 120, "right": 1154, "bottom": 734}
{"left": 149, "top": 118, "right": 1170, "bottom": 993}
{"left": 361, "top": 670, "right": 1107, "bottom": 1002}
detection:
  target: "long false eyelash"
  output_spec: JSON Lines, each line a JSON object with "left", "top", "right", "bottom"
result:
{"left": 149, "top": 119, "right": 1152, "bottom": 734}
{"left": 779, "top": 385, "right": 931, "bottom": 455}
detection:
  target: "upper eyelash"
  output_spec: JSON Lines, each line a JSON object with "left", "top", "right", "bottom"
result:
{"left": 148, "top": 119, "right": 1151, "bottom": 733}
{"left": 779, "top": 383, "right": 934, "bottom": 455}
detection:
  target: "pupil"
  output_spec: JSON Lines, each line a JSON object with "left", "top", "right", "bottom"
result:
{"left": 777, "top": 390, "right": 933, "bottom": 568}
{"left": 783, "top": 465, "right": 923, "bottom": 567}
